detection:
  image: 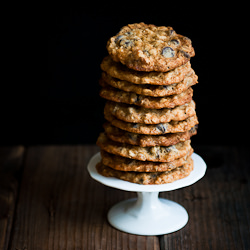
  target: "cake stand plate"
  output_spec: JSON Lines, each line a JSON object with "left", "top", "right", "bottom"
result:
{"left": 87, "top": 152, "right": 206, "bottom": 235}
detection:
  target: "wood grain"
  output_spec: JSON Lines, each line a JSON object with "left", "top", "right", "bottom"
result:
{"left": 160, "top": 146, "right": 250, "bottom": 250}
{"left": 2, "top": 145, "right": 249, "bottom": 250}
{"left": 9, "top": 145, "right": 159, "bottom": 250}
{"left": 0, "top": 146, "right": 25, "bottom": 250}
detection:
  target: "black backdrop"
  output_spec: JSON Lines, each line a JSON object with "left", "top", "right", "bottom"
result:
{"left": 2, "top": 6, "right": 249, "bottom": 146}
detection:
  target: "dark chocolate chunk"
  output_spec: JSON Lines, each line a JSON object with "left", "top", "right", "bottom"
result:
{"left": 190, "top": 126, "right": 197, "bottom": 133}
{"left": 124, "top": 31, "right": 133, "bottom": 36}
{"left": 139, "top": 177, "right": 144, "bottom": 184}
{"left": 170, "top": 39, "right": 179, "bottom": 46}
{"left": 128, "top": 133, "right": 138, "bottom": 141}
{"left": 161, "top": 47, "right": 175, "bottom": 58}
{"left": 132, "top": 123, "right": 139, "bottom": 128}
{"left": 168, "top": 29, "right": 175, "bottom": 36}
{"left": 163, "top": 145, "right": 176, "bottom": 153}
{"left": 157, "top": 124, "right": 167, "bottom": 133}
{"left": 120, "top": 39, "right": 133, "bottom": 48}
{"left": 180, "top": 50, "right": 190, "bottom": 58}
{"left": 115, "top": 35, "right": 124, "bottom": 44}
{"left": 151, "top": 173, "right": 157, "bottom": 178}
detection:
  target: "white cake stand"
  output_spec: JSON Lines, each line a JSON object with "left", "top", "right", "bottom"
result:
{"left": 87, "top": 152, "right": 206, "bottom": 236}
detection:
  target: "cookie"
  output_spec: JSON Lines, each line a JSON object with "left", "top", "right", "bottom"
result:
{"left": 100, "top": 80, "right": 193, "bottom": 109}
{"left": 106, "top": 23, "right": 195, "bottom": 72}
{"left": 105, "top": 112, "right": 198, "bottom": 135}
{"left": 100, "top": 149, "right": 193, "bottom": 172}
{"left": 104, "top": 100, "right": 196, "bottom": 124}
{"left": 101, "top": 56, "right": 193, "bottom": 85}
{"left": 101, "top": 69, "right": 198, "bottom": 97}
{"left": 96, "top": 157, "right": 194, "bottom": 185}
{"left": 96, "top": 133, "right": 192, "bottom": 162}
{"left": 103, "top": 122, "right": 197, "bottom": 147}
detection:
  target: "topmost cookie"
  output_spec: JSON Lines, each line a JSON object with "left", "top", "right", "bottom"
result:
{"left": 107, "top": 23, "right": 195, "bottom": 72}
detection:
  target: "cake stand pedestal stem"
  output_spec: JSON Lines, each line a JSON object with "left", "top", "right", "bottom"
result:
{"left": 107, "top": 191, "right": 188, "bottom": 235}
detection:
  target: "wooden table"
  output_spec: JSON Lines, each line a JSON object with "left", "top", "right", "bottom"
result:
{"left": 0, "top": 145, "right": 249, "bottom": 250}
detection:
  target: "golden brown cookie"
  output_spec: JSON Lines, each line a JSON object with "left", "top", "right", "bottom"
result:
{"left": 100, "top": 56, "right": 193, "bottom": 85}
{"left": 107, "top": 23, "right": 195, "bottom": 72}
{"left": 101, "top": 69, "right": 198, "bottom": 96}
{"left": 103, "top": 122, "right": 197, "bottom": 147}
{"left": 105, "top": 112, "right": 198, "bottom": 135}
{"left": 100, "top": 149, "right": 193, "bottom": 172}
{"left": 96, "top": 157, "right": 194, "bottom": 184}
{"left": 104, "top": 100, "right": 196, "bottom": 124}
{"left": 100, "top": 80, "right": 193, "bottom": 109}
{"left": 96, "top": 133, "right": 192, "bottom": 162}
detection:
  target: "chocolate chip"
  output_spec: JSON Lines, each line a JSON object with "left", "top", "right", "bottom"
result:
{"left": 157, "top": 124, "right": 167, "bottom": 133}
{"left": 170, "top": 39, "right": 179, "bottom": 46}
{"left": 190, "top": 126, "right": 198, "bottom": 133}
{"left": 128, "top": 133, "right": 138, "bottom": 141}
{"left": 161, "top": 47, "right": 175, "bottom": 58}
{"left": 120, "top": 39, "right": 133, "bottom": 48}
{"left": 180, "top": 50, "right": 190, "bottom": 58}
{"left": 163, "top": 145, "right": 176, "bottom": 153}
{"left": 132, "top": 123, "right": 139, "bottom": 128}
{"left": 124, "top": 31, "right": 133, "bottom": 36}
{"left": 168, "top": 29, "right": 175, "bottom": 36}
{"left": 163, "top": 147, "right": 171, "bottom": 153}
{"left": 135, "top": 95, "right": 142, "bottom": 103}
{"left": 139, "top": 177, "right": 144, "bottom": 184}
{"left": 151, "top": 173, "right": 157, "bottom": 178}
{"left": 115, "top": 35, "right": 124, "bottom": 44}
{"left": 163, "top": 85, "right": 170, "bottom": 90}
{"left": 115, "top": 35, "right": 134, "bottom": 48}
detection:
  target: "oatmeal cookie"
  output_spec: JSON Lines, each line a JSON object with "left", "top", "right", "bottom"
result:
{"left": 101, "top": 56, "right": 193, "bottom": 85}
{"left": 96, "top": 157, "right": 194, "bottom": 184}
{"left": 104, "top": 122, "right": 197, "bottom": 147}
{"left": 100, "top": 149, "right": 193, "bottom": 172}
{"left": 100, "top": 80, "right": 193, "bottom": 109}
{"left": 96, "top": 133, "right": 191, "bottom": 162}
{"left": 101, "top": 69, "right": 198, "bottom": 96}
{"left": 104, "top": 100, "right": 196, "bottom": 124}
{"left": 107, "top": 23, "right": 195, "bottom": 72}
{"left": 105, "top": 112, "right": 198, "bottom": 135}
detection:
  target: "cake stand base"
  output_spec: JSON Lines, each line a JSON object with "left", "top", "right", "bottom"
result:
{"left": 108, "top": 191, "right": 188, "bottom": 235}
{"left": 87, "top": 152, "right": 206, "bottom": 236}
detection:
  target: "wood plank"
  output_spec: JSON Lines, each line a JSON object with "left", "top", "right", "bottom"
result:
{"left": 9, "top": 145, "right": 160, "bottom": 250}
{"left": 159, "top": 146, "right": 250, "bottom": 250}
{"left": 0, "top": 146, "right": 25, "bottom": 250}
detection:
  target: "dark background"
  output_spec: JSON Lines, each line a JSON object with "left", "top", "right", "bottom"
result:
{"left": 1, "top": 5, "right": 249, "bottom": 146}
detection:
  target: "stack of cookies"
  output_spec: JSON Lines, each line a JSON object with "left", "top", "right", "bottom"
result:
{"left": 96, "top": 23, "right": 198, "bottom": 185}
